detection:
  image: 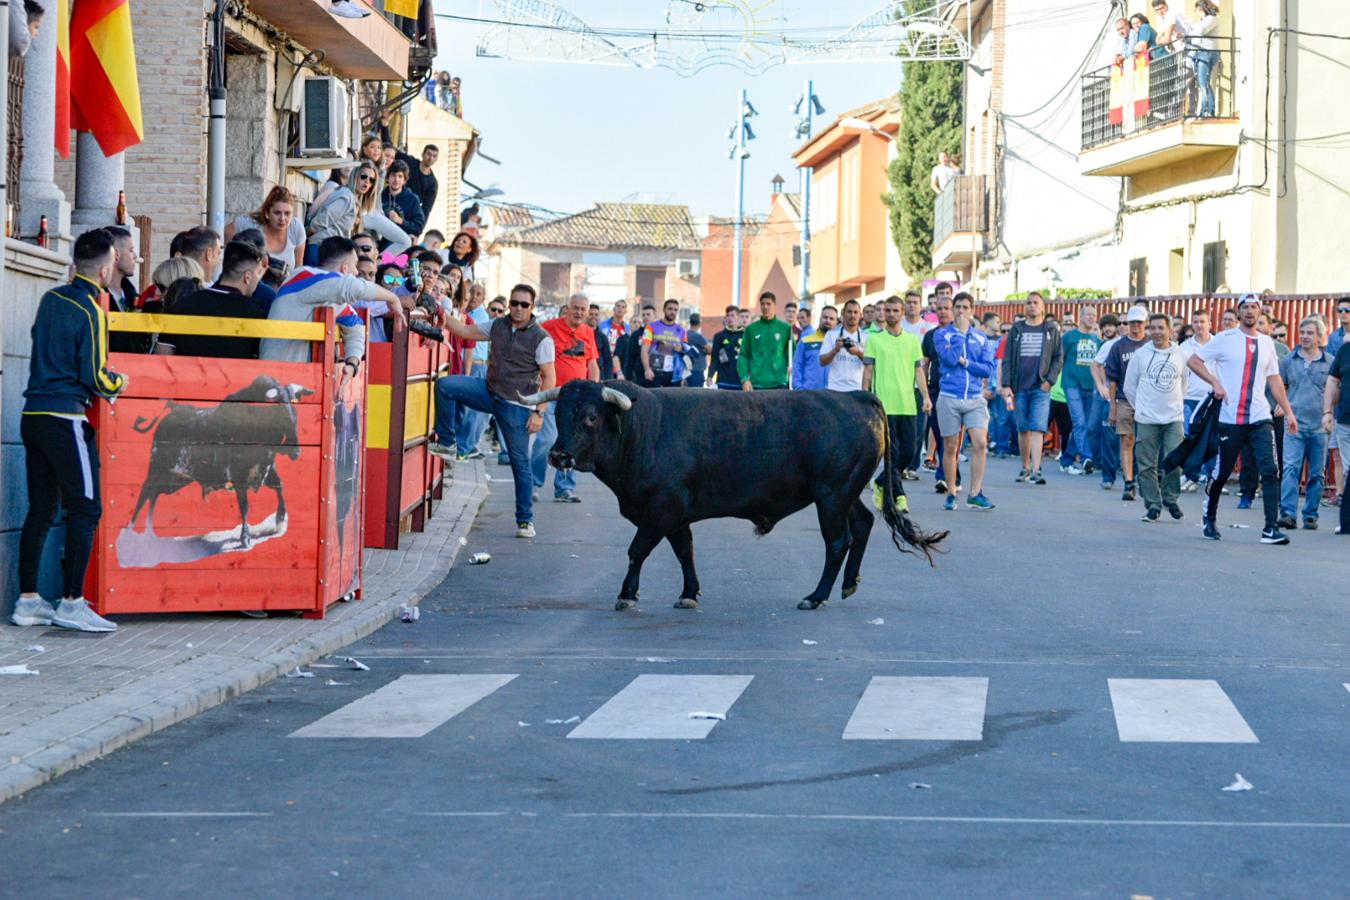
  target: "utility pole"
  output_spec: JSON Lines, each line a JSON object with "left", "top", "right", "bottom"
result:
{"left": 794, "top": 82, "right": 823, "bottom": 302}
{"left": 731, "top": 88, "right": 749, "bottom": 311}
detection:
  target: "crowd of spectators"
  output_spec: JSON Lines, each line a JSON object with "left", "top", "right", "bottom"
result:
{"left": 1113, "top": 0, "right": 1223, "bottom": 118}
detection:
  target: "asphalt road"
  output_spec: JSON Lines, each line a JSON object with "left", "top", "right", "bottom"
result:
{"left": 2, "top": 455, "right": 1348, "bottom": 899}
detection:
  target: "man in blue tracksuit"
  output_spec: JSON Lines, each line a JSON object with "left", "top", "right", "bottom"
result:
{"left": 792, "top": 306, "right": 834, "bottom": 390}
{"left": 933, "top": 292, "right": 998, "bottom": 510}
{"left": 13, "top": 229, "right": 127, "bottom": 633}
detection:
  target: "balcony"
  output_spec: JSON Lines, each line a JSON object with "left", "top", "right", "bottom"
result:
{"left": 247, "top": 0, "right": 414, "bottom": 80}
{"left": 932, "top": 175, "right": 987, "bottom": 272}
{"left": 1079, "top": 39, "right": 1241, "bottom": 177}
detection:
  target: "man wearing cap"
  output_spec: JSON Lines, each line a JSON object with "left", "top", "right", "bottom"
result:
{"left": 1103, "top": 305, "right": 1152, "bottom": 501}
{"left": 1187, "top": 293, "right": 1299, "bottom": 544}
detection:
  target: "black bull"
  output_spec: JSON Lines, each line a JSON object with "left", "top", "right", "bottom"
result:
{"left": 526, "top": 381, "right": 948, "bottom": 611}
{"left": 129, "top": 376, "right": 313, "bottom": 548}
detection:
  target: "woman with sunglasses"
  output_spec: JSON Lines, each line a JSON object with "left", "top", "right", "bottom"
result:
{"left": 306, "top": 163, "right": 368, "bottom": 265}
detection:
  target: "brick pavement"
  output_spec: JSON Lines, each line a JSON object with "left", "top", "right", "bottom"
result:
{"left": 0, "top": 461, "right": 489, "bottom": 804}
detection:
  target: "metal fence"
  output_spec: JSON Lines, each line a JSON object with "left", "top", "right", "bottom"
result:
{"left": 974, "top": 294, "right": 1344, "bottom": 330}
{"left": 1081, "top": 37, "right": 1237, "bottom": 152}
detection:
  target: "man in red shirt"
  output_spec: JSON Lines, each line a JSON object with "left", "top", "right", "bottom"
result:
{"left": 533, "top": 292, "right": 600, "bottom": 502}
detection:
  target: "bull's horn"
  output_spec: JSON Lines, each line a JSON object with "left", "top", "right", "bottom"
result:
{"left": 601, "top": 387, "right": 632, "bottom": 411}
{"left": 518, "top": 387, "right": 562, "bottom": 406}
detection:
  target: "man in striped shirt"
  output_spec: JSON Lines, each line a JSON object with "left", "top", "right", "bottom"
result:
{"left": 1188, "top": 294, "right": 1299, "bottom": 544}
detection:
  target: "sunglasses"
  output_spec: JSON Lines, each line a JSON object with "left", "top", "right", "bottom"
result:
{"left": 356, "top": 244, "right": 376, "bottom": 253}
{"left": 1338, "top": 307, "right": 1350, "bottom": 314}
{"left": 509, "top": 299, "right": 533, "bottom": 309}
{"left": 356, "top": 173, "right": 375, "bottom": 182}
{"left": 488, "top": 307, "right": 505, "bottom": 315}
{"left": 1273, "top": 331, "right": 1288, "bottom": 339}
{"left": 381, "top": 274, "right": 403, "bottom": 286}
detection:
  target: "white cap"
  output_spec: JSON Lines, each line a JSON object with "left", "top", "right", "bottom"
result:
{"left": 1125, "top": 306, "right": 1149, "bottom": 323}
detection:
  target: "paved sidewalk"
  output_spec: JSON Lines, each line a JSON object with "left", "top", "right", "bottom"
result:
{"left": 0, "top": 460, "right": 490, "bottom": 805}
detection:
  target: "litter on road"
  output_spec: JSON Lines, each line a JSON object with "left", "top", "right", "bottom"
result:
{"left": 0, "top": 664, "right": 38, "bottom": 675}
{"left": 1222, "top": 773, "right": 1253, "bottom": 792}
{"left": 400, "top": 605, "right": 420, "bottom": 623}
{"left": 544, "top": 716, "right": 582, "bottom": 725}
{"left": 323, "top": 679, "right": 349, "bottom": 686}
{"left": 802, "top": 640, "right": 818, "bottom": 645}
{"left": 470, "top": 553, "right": 492, "bottom": 565}
{"left": 909, "top": 782, "right": 932, "bottom": 790}
{"left": 24, "top": 645, "right": 44, "bottom": 653}
{"left": 688, "top": 711, "right": 726, "bottom": 721}
{"left": 869, "top": 618, "right": 885, "bottom": 625}
{"left": 283, "top": 668, "right": 314, "bottom": 678}
{"left": 342, "top": 657, "right": 370, "bottom": 671}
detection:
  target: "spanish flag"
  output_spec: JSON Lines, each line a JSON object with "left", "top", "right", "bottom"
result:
{"left": 55, "top": 0, "right": 70, "bottom": 158}
{"left": 69, "top": 0, "right": 144, "bottom": 156}
{"left": 385, "top": 0, "right": 419, "bottom": 17}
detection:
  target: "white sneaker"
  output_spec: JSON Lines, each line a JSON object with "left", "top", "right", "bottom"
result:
{"left": 52, "top": 598, "right": 118, "bottom": 633}
{"left": 515, "top": 522, "right": 536, "bottom": 539}
{"left": 11, "top": 595, "right": 56, "bottom": 627}
{"left": 328, "top": 0, "right": 371, "bottom": 18}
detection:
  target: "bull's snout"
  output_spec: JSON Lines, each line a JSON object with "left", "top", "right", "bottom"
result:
{"left": 549, "top": 449, "right": 575, "bottom": 471}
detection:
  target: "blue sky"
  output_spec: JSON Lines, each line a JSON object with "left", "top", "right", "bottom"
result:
{"left": 431, "top": 0, "right": 904, "bottom": 220}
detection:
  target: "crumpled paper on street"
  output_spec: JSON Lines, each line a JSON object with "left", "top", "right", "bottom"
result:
{"left": 0, "top": 664, "right": 38, "bottom": 675}
{"left": 1222, "top": 773, "right": 1253, "bottom": 792}
{"left": 688, "top": 711, "right": 726, "bottom": 721}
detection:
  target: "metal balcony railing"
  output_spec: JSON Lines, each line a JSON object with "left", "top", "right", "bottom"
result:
{"left": 1081, "top": 36, "right": 1237, "bottom": 152}
{"left": 933, "top": 175, "right": 987, "bottom": 249}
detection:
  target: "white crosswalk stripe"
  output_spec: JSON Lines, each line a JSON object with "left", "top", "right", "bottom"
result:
{"left": 289, "top": 674, "right": 518, "bottom": 738}
{"left": 567, "top": 675, "right": 754, "bottom": 740}
{"left": 843, "top": 676, "right": 988, "bottom": 741}
{"left": 1108, "top": 678, "right": 1259, "bottom": 743}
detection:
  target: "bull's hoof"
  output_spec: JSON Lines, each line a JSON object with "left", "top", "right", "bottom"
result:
{"left": 797, "top": 598, "right": 827, "bottom": 610}
{"left": 615, "top": 598, "right": 639, "bottom": 611}
{"left": 841, "top": 582, "right": 859, "bottom": 599}
{"left": 674, "top": 597, "right": 699, "bottom": 610}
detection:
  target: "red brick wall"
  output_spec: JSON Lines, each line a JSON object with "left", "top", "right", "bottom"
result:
{"left": 700, "top": 223, "right": 754, "bottom": 316}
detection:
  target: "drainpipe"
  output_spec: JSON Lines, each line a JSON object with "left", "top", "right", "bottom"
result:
{"left": 206, "top": 1, "right": 227, "bottom": 234}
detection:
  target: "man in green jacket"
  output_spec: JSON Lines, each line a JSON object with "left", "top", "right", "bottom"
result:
{"left": 738, "top": 291, "right": 793, "bottom": 390}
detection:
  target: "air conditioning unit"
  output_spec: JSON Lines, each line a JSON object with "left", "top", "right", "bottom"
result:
{"left": 299, "top": 76, "right": 351, "bottom": 157}
{"left": 676, "top": 258, "right": 700, "bottom": 279}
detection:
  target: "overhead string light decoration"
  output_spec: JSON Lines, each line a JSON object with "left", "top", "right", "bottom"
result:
{"left": 468, "top": 0, "right": 973, "bottom": 75}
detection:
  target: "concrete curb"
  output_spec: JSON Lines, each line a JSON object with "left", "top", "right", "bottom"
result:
{"left": 0, "top": 469, "right": 489, "bottom": 806}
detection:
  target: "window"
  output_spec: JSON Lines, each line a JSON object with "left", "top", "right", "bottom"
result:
{"left": 811, "top": 168, "right": 837, "bottom": 233}
{"left": 1128, "top": 257, "right": 1147, "bottom": 297}
{"left": 539, "top": 263, "right": 572, "bottom": 305}
{"left": 792, "top": 244, "right": 801, "bottom": 266}
{"left": 1203, "top": 241, "right": 1226, "bottom": 294}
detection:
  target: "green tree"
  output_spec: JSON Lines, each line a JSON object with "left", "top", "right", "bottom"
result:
{"left": 884, "top": 50, "right": 963, "bottom": 283}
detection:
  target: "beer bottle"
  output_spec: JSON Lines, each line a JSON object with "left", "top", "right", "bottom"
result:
{"left": 115, "top": 190, "right": 128, "bottom": 226}
{"left": 36, "top": 216, "right": 49, "bottom": 248}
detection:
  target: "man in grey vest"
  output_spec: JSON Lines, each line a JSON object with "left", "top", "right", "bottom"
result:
{"left": 434, "top": 283, "right": 556, "bottom": 538}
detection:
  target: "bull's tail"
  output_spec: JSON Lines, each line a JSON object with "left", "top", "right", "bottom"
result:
{"left": 878, "top": 410, "right": 948, "bottom": 566}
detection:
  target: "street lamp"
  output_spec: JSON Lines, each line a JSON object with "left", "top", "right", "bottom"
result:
{"left": 795, "top": 81, "right": 823, "bottom": 301}
{"left": 727, "top": 88, "right": 756, "bottom": 310}
{"left": 838, "top": 117, "right": 896, "bottom": 142}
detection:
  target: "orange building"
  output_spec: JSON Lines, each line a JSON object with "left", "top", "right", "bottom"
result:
{"left": 747, "top": 187, "right": 803, "bottom": 309}
{"left": 792, "top": 98, "right": 905, "bottom": 304}
{"left": 697, "top": 216, "right": 759, "bottom": 323}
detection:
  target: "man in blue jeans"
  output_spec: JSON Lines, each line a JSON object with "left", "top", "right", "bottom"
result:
{"left": 1277, "top": 317, "right": 1332, "bottom": 530}
{"left": 455, "top": 282, "right": 492, "bottom": 460}
{"left": 431, "top": 284, "right": 556, "bottom": 539}
{"left": 1060, "top": 305, "right": 1101, "bottom": 474}
{"left": 999, "top": 292, "right": 1064, "bottom": 484}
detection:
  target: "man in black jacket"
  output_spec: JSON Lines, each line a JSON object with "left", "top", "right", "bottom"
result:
{"left": 710, "top": 305, "right": 744, "bottom": 389}
{"left": 13, "top": 229, "right": 126, "bottom": 633}
{"left": 587, "top": 303, "right": 614, "bottom": 383}
{"left": 999, "top": 292, "right": 1065, "bottom": 484}
{"left": 381, "top": 161, "right": 426, "bottom": 240}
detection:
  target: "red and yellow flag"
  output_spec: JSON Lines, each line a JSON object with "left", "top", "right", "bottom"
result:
{"left": 69, "top": 0, "right": 144, "bottom": 156}
{"left": 55, "top": 0, "right": 70, "bottom": 158}
{"left": 385, "top": 0, "right": 419, "bottom": 17}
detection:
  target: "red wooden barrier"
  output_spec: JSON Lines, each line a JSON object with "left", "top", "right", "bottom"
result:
{"left": 364, "top": 326, "right": 448, "bottom": 549}
{"left": 89, "top": 309, "right": 363, "bottom": 618}
{"left": 974, "top": 293, "right": 1343, "bottom": 329}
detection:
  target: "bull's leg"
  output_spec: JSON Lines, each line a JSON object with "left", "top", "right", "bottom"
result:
{"left": 840, "top": 500, "right": 875, "bottom": 599}
{"left": 130, "top": 489, "right": 155, "bottom": 534}
{"left": 667, "top": 525, "right": 701, "bottom": 609}
{"left": 267, "top": 468, "right": 287, "bottom": 526}
{"left": 799, "top": 500, "right": 852, "bottom": 611}
{"left": 616, "top": 525, "right": 664, "bottom": 611}
{"left": 235, "top": 485, "right": 253, "bottom": 549}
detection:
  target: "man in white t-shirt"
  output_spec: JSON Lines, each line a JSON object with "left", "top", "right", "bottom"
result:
{"left": 819, "top": 299, "right": 869, "bottom": 392}
{"left": 930, "top": 152, "right": 960, "bottom": 194}
{"left": 899, "top": 289, "right": 936, "bottom": 338}
{"left": 1178, "top": 308, "right": 1217, "bottom": 487}
{"left": 1188, "top": 294, "right": 1299, "bottom": 544}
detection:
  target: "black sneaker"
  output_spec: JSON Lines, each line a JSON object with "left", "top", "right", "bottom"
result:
{"left": 1029, "top": 470, "right": 1047, "bottom": 485}
{"left": 1277, "top": 514, "right": 1297, "bottom": 530}
{"left": 1202, "top": 516, "right": 1221, "bottom": 540}
{"left": 1165, "top": 502, "right": 1185, "bottom": 520}
{"left": 1016, "top": 469, "right": 1030, "bottom": 483}
{"left": 1121, "top": 482, "right": 1136, "bottom": 501}
{"left": 1260, "top": 527, "right": 1290, "bottom": 545}
{"left": 1142, "top": 508, "right": 1161, "bottom": 522}
{"left": 1303, "top": 518, "right": 1318, "bottom": 531}
{"left": 1083, "top": 459, "right": 1096, "bottom": 474}
{"left": 935, "top": 479, "right": 948, "bottom": 494}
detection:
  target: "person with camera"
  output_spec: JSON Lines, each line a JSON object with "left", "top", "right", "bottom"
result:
{"left": 819, "top": 299, "right": 868, "bottom": 392}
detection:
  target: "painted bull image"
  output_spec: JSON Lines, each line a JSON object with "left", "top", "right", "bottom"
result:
{"left": 129, "top": 375, "right": 314, "bottom": 549}
{"left": 522, "top": 380, "right": 947, "bottom": 611}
